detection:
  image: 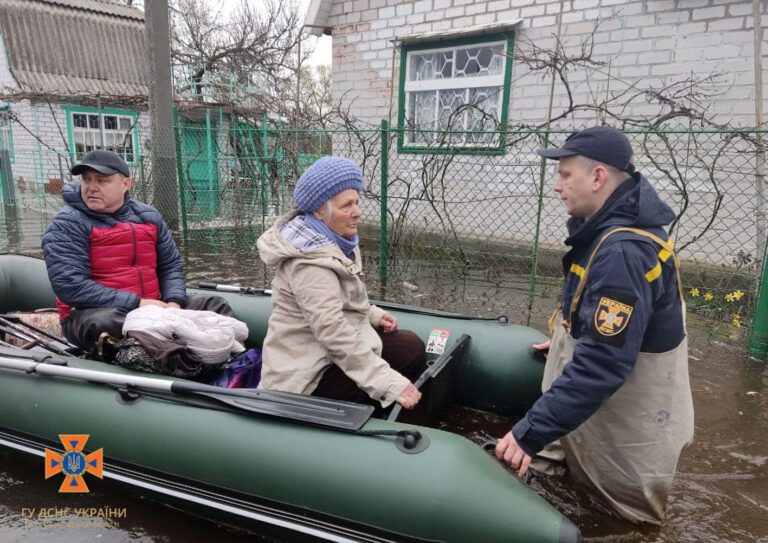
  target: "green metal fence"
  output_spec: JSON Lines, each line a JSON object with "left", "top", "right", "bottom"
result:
{"left": 1, "top": 117, "right": 766, "bottom": 348}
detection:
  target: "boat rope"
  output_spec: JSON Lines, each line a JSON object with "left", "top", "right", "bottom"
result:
{"left": 353, "top": 429, "right": 419, "bottom": 439}
{"left": 23, "top": 354, "right": 67, "bottom": 374}
{"left": 352, "top": 429, "right": 427, "bottom": 452}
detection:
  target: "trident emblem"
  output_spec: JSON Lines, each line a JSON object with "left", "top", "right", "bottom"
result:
{"left": 45, "top": 434, "right": 103, "bottom": 493}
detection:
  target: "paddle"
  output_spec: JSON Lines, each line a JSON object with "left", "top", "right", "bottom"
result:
{"left": 197, "top": 283, "right": 271, "bottom": 296}
{"left": 0, "top": 353, "right": 373, "bottom": 431}
{"left": 386, "top": 334, "right": 471, "bottom": 422}
{"left": 196, "top": 283, "right": 509, "bottom": 323}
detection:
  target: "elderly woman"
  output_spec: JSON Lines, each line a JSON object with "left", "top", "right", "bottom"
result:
{"left": 257, "top": 157, "right": 425, "bottom": 410}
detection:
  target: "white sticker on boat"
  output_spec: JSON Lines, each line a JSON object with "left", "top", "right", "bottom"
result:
{"left": 426, "top": 329, "right": 449, "bottom": 355}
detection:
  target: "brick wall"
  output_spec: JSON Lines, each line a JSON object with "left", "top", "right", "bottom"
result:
{"left": 324, "top": 0, "right": 768, "bottom": 267}
{"left": 328, "top": 0, "right": 767, "bottom": 127}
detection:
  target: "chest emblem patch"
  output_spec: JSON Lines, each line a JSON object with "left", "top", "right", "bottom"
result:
{"left": 594, "top": 297, "right": 634, "bottom": 336}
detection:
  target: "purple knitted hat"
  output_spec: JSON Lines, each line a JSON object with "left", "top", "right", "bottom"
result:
{"left": 294, "top": 156, "right": 364, "bottom": 213}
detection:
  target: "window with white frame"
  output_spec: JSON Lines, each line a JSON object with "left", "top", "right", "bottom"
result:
{"left": 70, "top": 111, "right": 137, "bottom": 162}
{"left": 399, "top": 34, "right": 513, "bottom": 152}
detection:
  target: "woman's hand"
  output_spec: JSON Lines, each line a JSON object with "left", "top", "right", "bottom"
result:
{"left": 395, "top": 383, "right": 421, "bottom": 409}
{"left": 379, "top": 312, "right": 398, "bottom": 333}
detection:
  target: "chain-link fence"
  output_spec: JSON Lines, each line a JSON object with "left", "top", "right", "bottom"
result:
{"left": 1, "top": 117, "right": 764, "bottom": 335}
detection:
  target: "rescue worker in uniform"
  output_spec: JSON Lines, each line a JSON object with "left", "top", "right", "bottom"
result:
{"left": 495, "top": 126, "right": 694, "bottom": 524}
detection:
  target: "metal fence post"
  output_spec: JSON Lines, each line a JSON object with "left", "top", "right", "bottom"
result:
{"left": 749, "top": 253, "right": 768, "bottom": 360}
{"left": 172, "top": 107, "right": 188, "bottom": 236}
{"left": 0, "top": 149, "right": 15, "bottom": 205}
{"left": 526, "top": 130, "right": 551, "bottom": 326}
{"left": 261, "top": 112, "right": 269, "bottom": 229}
{"left": 380, "top": 119, "right": 389, "bottom": 283}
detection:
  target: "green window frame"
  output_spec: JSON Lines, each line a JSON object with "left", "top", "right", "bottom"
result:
{"left": 397, "top": 32, "right": 515, "bottom": 155}
{"left": 0, "top": 104, "right": 14, "bottom": 163}
{"left": 62, "top": 106, "right": 140, "bottom": 165}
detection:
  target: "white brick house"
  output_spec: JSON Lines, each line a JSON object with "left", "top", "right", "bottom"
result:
{"left": 0, "top": 0, "right": 234, "bottom": 227}
{"left": 305, "top": 0, "right": 768, "bottom": 267}
{"left": 307, "top": 0, "right": 766, "bottom": 128}
{"left": 0, "top": 0, "right": 150, "bottom": 204}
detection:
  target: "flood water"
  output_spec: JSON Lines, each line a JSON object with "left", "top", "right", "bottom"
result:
{"left": 0, "top": 211, "right": 767, "bottom": 543}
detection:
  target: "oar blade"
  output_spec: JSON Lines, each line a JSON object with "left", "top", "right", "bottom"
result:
{"left": 193, "top": 389, "right": 374, "bottom": 431}
{"left": 0, "top": 353, "right": 374, "bottom": 432}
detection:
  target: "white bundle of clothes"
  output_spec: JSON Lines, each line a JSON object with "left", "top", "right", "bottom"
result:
{"left": 122, "top": 305, "right": 249, "bottom": 365}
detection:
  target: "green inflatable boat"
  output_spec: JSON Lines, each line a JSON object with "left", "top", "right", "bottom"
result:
{"left": 0, "top": 254, "right": 580, "bottom": 543}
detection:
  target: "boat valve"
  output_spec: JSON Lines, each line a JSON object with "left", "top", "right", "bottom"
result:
{"left": 395, "top": 430, "right": 430, "bottom": 454}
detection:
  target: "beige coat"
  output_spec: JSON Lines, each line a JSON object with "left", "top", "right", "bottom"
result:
{"left": 256, "top": 214, "right": 410, "bottom": 407}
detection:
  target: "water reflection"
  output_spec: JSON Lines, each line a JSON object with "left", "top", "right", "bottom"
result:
{"left": 0, "top": 215, "right": 766, "bottom": 542}
{"left": 142, "top": 230, "right": 768, "bottom": 542}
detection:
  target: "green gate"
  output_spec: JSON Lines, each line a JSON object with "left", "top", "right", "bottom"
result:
{"left": 179, "top": 112, "right": 219, "bottom": 222}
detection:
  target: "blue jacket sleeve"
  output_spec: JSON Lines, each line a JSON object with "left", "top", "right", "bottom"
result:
{"left": 154, "top": 215, "right": 188, "bottom": 306}
{"left": 512, "top": 240, "right": 661, "bottom": 456}
{"left": 42, "top": 212, "right": 140, "bottom": 310}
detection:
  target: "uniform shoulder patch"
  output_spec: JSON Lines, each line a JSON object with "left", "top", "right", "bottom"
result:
{"left": 590, "top": 290, "right": 637, "bottom": 346}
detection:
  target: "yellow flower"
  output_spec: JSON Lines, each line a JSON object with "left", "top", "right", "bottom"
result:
{"left": 725, "top": 293, "right": 735, "bottom": 303}
{"left": 704, "top": 292, "right": 714, "bottom": 301}
{"left": 733, "top": 290, "right": 744, "bottom": 300}
{"left": 689, "top": 288, "right": 700, "bottom": 297}
{"left": 731, "top": 314, "right": 742, "bottom": 328}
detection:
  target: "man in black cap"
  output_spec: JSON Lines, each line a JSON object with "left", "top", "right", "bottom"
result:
{"left": 42, "top": 149, "right": 231, "bottom": 351}
{"left": 495, "top": 126, "right": 694, "bottom": 524}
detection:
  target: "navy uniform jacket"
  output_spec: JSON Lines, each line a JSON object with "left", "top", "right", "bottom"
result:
{"left": 512, "top": 173, "right": 685, "bottom": 456}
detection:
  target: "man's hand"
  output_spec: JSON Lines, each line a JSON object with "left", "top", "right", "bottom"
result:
{"left": 139, "top": 300, "right": 182, "bottom": 309}
{"left": 139, "top": 299, "right": 169, "bottom": 308}
{"left": 379, "top": 312, "right": 398, "bottom": 333}
{"left": 139, "top": 298, "right": 168, "bottom": 307}
{"left": 495, "top": 431, "right": 532, "bottom": 477}
{"left": 395, "top": 383, "right": 421, "bottom": 409}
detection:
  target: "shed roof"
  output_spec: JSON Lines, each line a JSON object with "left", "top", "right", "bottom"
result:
{"left": 0, "top": 0, "right": 148, "bottom": 99}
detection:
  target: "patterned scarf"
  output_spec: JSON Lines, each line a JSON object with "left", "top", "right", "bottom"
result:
{"left": 304, "top": 213, "right": 359, "bottom": 259}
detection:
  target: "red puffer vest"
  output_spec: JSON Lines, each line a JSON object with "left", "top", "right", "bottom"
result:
{"left": 56, "top": 222, "right": 161, "bottom": 321}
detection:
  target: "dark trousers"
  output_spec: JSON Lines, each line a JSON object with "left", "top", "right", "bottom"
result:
{"left": 62, "top": 294, "right": 234, "bottom": 350}
{"left": 311, "top": 329, "right": 427, "bottom": 407}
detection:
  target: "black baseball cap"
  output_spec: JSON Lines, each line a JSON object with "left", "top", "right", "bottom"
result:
{"left": 71, "top": 149, "right": 130, "bottom": 177}
{"left": 536, "top": 126, "right": 635, "bottom": 174}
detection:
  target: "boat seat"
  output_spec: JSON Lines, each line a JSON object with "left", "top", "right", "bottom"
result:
{"left": 0, "top": 310, "right": 62, "bottom": 349}
{"left": 386, "top": 333, "right": 471, "bottom": 422}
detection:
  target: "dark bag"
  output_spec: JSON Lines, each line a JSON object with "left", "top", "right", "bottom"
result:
{"left": 207, "top": 348, "right": 262, "bottom": 388}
